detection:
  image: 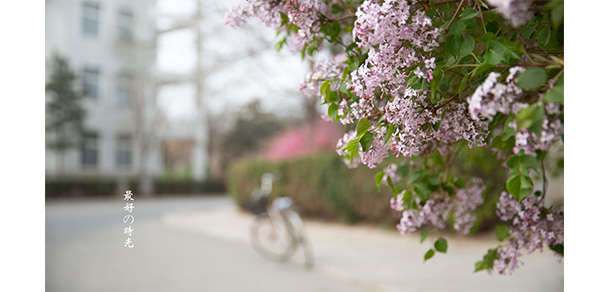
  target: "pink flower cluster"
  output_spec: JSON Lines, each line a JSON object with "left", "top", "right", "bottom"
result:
{"left": 467, "top": 67, "right": 529, "bottom": 121}
{"left": 300, "top": 53, "right": 347, "bottom": 98}
{"left": 494, "top": 192, "right": 564, "bottom": 275}
{"left": 394, "top": 178, "right": 486, "bottom": 235}
{"left": 335, "top": 127, "right": 390, "bottom": 169}
{"left": 467, "top": 67, "right": 564, "bottom": 156}
{"left": 349, "top": 0, "right": 442, "bottom": 99}
{"left": 335, "top": 130, "right": 361, "bottom": 168}
{"left": 385, "top": 88, "right": 488, "bottom": 159}
{"left": 225, "top": 0, "right": 337, "bottom": 51}
{"left": 381, "top": 163, "right": 402, "bottom": 186}
{"left": 485, "top": 0, "right": 533, "bottom": 27}
{"left": 360, "top": 126, "right": 391, "bottom": 168}
{"left": 511, "top": 102, "right": 563, "bottom": 155}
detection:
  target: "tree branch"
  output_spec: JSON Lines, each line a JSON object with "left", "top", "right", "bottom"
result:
{"left": 444, "top": 0, "right": 465, "bottom": 33}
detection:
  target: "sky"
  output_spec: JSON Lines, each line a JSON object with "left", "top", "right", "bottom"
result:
{"left": 154, "top": 0, "right": 310, "bottom": 123}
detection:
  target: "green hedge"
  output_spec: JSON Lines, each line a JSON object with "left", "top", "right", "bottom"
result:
{"left": 227, "top": 152, "right": 396, "bottom": 225}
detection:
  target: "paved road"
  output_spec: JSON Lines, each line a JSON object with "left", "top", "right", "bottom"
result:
{"left": 46, "top": 195, "right": 368, "bottom": 291}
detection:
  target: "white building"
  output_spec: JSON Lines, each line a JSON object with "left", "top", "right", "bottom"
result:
{"left": 45, "top": 0, "right": 208, "bottom": 188}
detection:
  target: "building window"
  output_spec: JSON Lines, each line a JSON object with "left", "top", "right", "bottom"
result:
{"left": 83, "top": 2, "right": 100, "bottom": 36}
{"left": 116, "top": 135, "right": 132, "bottom": 167}
{"left": 117, "top": 9, "right": 133, "bottom": 42}
{"left": 81, "top": 133, "right": 99, "bottom": 167}
{"left": 83, "top": 67, "right": 99, "bottom": 100}
{"left": 116, "top": 72, "right": 132, "bottom": 105}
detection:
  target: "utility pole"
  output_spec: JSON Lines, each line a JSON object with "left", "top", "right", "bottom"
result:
{"left": 193, "top": 0, "right": 208, "bottom": 182}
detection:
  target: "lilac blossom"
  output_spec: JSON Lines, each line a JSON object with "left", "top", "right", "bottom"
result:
{"left": 300, "top": 55, "right": 346, "bottom": 98}
{"left": 494, "top": 192, "right": 564, "bottom": 275}
{"left": 335, "top": 130, "right": 361, "bottom": 168}
{"left": 382, "top": 163, "right": 402, "bottom": 186}
{"left": 485, "top": 0, "right": 533, "bottom": 27}
{"left": 385, "top": 88, "right": 489, "bottom": 159}
{"left": 395, "top": 178, "right": 486, "bottom": 235}
{"left": 390, "top": 190, "right": 405, "bottom": 212}
{"left": 467, "top": 67, "right": 527, "bottom": 121}
{"left": 467, "top": 67, "right": 564, "bottom": 155}
{"left": 349, "top": 0, "right": 441, "bottom": 100}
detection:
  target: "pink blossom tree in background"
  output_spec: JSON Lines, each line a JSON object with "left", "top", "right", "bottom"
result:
{"left": 226, "top": 0, "right": 564, "bottom": 275}
{"left": 263, "top": 120, "right": 342, "bottom": 161}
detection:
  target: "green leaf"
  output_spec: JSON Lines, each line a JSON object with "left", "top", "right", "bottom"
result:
{"left": 342, "top": 67, "right": 350, "bottom": 80}
{"left": 385, "top": 124, "right": 395, "bottom": 143}
{"left": 460, "top": 35, "right": 475, "bottom": 59}
{"left": 506, "top": 155, "right": 520, "bottom": 170}
{"left": 424, "top": 249, "right": 435, "bottom": 261}
{"left": 430, "top": 68, "right": 443, "bottom": 99}
{"left": 397, "top": 164, "right": 410, "bottom": 178}
{"left": 461, "top": 7, "right": 478, "bottom": 20}
{"left": 519, "top": 174, "right": 533, "bottom": 200}
{"left": 356, "top": 118, "right": 372, "bottom": 136}
{"left": 431, "top": 150, "right": 445, "bottom": 168}
{"left": 502, "top": 116, "right": 516, "bottom": 141}
{"left": 321, "top": 22, "right": 341, "bottom": 39}
{"left": 443, "top": 185, "right": 455, "bottom": 197}
{"left": 439, "top": 78, "right": 450, "bottom": 93}
{"left": 537, "top": 27, "right": 551, "bottom": 47}
{"left": 475, "top": 248, "right": 498, "bottom": 273}
{"left": 490, "top": 135, "right": 504, "bottom": 149}
{"left": 519, "top": 154, "right": 538, "bottom": 170}
{"left": 485, "top": 41, "right": 506, "bottom": 65}
{"left": 474, "top": 261, "right": 485, "bottom": 272}
{"left": 414, "top": 184, "right": 431, "bottom": 201}
{"left": 495, "top": 225, "right": 510, "bottom": 241}
{"left": 549, "top": 243, "right": 564, "bottom": 256}
{"left": 458, "top": 72, "right": 471, "bottom": 98}
{"left": 485, "top": 20, "right": 499, "bottom": 34}
{"left": 449, "top": 19, "right": 468, "bottom": 35}
{"left": 320, "top": 80, "right": 330, "bottom": 96}
{"left": 472, "top": 62, "right": 492, "bottom": 77}
{"left": 375, "top": 171, "right": 384, "bottom": 191}
{"left": 506, "top": 174, "right": 521, "bottom": 200}
{"left": 551, "top": 2, "right": 564, "bottom": 30}
{"left": 275, "top": 40, "right": 284, "bottom": 52}
{"left": 517, "top": 67, "right": 548, "bottom": 90}
{"left": 521, "top": 23, "right": 536, "bottom": 40}
{"left": 328, "top": 103, "right": 338, "bottom": 121}
{"left": 434, "top": 238, "right": 448, "bottom": 253}
{"left": 331, "top": 4, "right": 345, "bottom": 14}
{"left": 407, "top": 170, "right": 423, "bottom": 185}
{"left": 346, "top": 139, "right": 360, "bottom": 164}
{"left": 420, "top": 231, "right": 428, "bottom": 243}
{"left": 348, "top": 59, "right": 360, "bottom": 71}
{"left": 339, "top": 82, "right": 348, "bottom": 94}
{"left": 476, "top": 32, "right": 496, "bottom": 44}
{"left": 327, "top": 91, "right": 339, "bottom": 103}
{"left": 516, "top": 105, "right": 545, "bottom": 135}
{"left": 503, "top": 41, "right": 521, "bottom": 60}
{"left": 454, "top": 178, "right": 465, "bottom": 189}
{"left": 386, "top": 176, "right": 395, "bottom": 190}
{"left": 544, "top": 74, "right": 564, "bottom": 104}
{"left": 360, "top": 132, "right": 374, "bottom": 152}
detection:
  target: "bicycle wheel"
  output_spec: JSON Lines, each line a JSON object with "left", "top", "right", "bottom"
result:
{"left": 250, "top": 213, "right": 296, "bottom": 262}
{"left": 284, "top": 209, "right": 314, "bottom": 269}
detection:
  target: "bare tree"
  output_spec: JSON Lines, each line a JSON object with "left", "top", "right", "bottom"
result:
{"left": 114, "top": 16, "right": 167, "bottom": 195}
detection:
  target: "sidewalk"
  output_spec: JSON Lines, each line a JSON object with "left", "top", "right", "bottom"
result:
{"left": 162, "top": 204, "right": 564, "bottom": 292}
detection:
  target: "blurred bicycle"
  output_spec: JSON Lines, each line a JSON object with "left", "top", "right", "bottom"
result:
{"left": 249, "top": 171, "right": 314, "bottom": 269}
